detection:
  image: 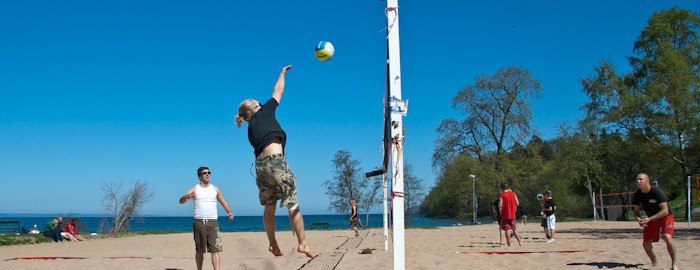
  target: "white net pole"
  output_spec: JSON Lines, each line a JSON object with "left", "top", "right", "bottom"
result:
{"left": 386, "top": 1, "right": 405, "bottom": 269}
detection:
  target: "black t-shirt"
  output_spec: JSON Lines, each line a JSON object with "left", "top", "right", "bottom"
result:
{"left": 632, "top": 186, "right": 671, "bottom": 217}
{"left": 247, "top": 98, "right": 287, "bottom": 156}
{"left": 543, "top": 199, "right": 556, "bottom": 216}
{"left": 518, "top": 205, "right": 527, "bottom": 216}
{"left": 492, "top": 199, "right": 501, "bottom": 219}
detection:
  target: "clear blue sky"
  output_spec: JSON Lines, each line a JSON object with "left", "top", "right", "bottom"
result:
{"left": 1, "top": 1, "right": 697, "bottom": 216}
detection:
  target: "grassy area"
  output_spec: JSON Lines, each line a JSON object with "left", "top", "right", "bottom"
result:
{"left": 668, "top": 188, "right": 700, "bottom": 221}
{"left": 0, "top": 230, "right": 181, "bottom": 246}
{"left": 0, "top": 233, "right": 54, "bottom": 246}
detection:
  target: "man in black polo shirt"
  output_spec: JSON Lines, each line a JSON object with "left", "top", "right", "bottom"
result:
{"left": 632, "top": 173, "right": 678, "bottom": 270}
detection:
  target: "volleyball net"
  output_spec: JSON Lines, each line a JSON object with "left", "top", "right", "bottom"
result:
{"left": 593, "top": 191, "right": 635, "bottom": 221}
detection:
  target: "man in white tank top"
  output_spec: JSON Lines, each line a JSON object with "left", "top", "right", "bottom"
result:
{"left": 180, "top": 167, "right": 234, "bottom": 270}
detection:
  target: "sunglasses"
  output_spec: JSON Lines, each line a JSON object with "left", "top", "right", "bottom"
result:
{"left": 200, "top": 171, "right": 211, "bottom": 175}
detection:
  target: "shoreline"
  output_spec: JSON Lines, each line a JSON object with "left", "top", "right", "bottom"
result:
{"left": 1, "top": 220, "right": 698, "bottom": 269}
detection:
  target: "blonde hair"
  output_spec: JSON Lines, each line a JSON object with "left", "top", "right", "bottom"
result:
{"left": 234, "top": 99, "right": 257, "bottom": 128}
{"left": 350, "top": 200, "right": 356, "bottom": 206}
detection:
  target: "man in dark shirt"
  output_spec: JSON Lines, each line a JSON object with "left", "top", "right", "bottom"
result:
{"left": 632, "top": 173, "right": 678, "bottom": 270}
{"left": 491, "top": 194, "right": 504, "bottom": 245}
{"left": 234, "top": 65, "right": 313, "bottom": 259}
{"left": 541, "top": 190, "right": 556, "bottom": 242}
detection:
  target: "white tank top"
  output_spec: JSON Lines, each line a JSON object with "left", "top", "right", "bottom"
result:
{"left": 193, "top": 184, "right": 218, "bottom": 219}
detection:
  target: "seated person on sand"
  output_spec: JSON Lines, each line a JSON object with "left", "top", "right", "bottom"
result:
{"left": 44, "top": 219, "right": 77, "bottom": 242}
{"left": 64, "top": 218, "right": 86, "bottom": 241}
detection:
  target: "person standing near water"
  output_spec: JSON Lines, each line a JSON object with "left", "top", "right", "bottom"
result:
{"left": 180, "top": 166, "right": 234, "bottom": 270}
{"left": 350, "top": 200, "right": 360, "bottom": 237}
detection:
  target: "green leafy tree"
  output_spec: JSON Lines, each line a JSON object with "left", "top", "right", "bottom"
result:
{"left": 582, "top": 7, "right": 700, "bottom": 181}
{"left": 554, "top": 123, "right": 604, "bottom": 219}
{"left": 501, "top": 136, "right": 547, "bottom": 188}
{"left": 421, "top": 155, "right": 502, "bottom": 219}
{"left": 582, "top": 8, "right": 700, "bottom": 219}
{"left": 433, "top": 66, "right": 543, "bottom": 171}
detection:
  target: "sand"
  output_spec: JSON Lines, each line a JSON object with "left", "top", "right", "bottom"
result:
{"left": 1, "top": 220, "right": 698, "bottom": 270}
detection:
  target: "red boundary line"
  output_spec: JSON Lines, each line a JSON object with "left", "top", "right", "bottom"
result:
{"left": 8, "top": 257, "right": 88, "bottom": 261}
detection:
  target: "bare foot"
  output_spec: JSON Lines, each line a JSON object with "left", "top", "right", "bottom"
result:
{"left": 268, "top": 244, "right": 283, "bottom": 256}
{"left": 672, "top": 264, "right": 680, "bottom": 270}
{"left": 297, "top": 245, "right": 314, "bottom": 258}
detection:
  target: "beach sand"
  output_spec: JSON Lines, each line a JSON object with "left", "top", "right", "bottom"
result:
{"left": 1, "top": 221, "right": 698, "bottom": 269}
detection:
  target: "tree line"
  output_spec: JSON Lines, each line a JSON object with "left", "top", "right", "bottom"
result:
{"left": 421, "top": 7, "right": 700, "bottom": 220}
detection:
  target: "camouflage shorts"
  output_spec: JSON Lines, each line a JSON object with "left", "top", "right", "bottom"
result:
{"left": 255, "top": 154, "right": 298, "bottom": 208}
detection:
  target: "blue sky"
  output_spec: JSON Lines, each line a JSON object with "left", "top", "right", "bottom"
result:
{"left": 1, "top": 1, "right": 698, "bottom": 217}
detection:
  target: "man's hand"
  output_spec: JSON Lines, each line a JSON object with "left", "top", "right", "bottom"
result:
{"left": 281, "top": 65, "right": 292, "bottom": 75}
{"left": 638, "top": 217, "right": 649, "bottom": 227}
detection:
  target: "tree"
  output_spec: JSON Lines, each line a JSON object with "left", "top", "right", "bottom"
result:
{"left": 582, "top": 8, "right": 700, "bottom": 219}
{"left": 582, "top": 7, "right": 700, "bottom": 180}
{"left": 403, "top": 164, "right": 425, "bottom": 226}
{"left": 421, "top": 155, "right": 502, "bottom": 219}
{"left": 359, "top": 172, "right": 383, "bottom": 227}
{"left": 433, "top": 66, "right": 543, "bottom": 171}
{"left": 101, "top": 180, "right": 154, "bottom": 232}
{"left": 555, "top": 123, "right": 604, "bottom": 219}
{"left": 324, "top": 150, "right": 382, "bottom": 226}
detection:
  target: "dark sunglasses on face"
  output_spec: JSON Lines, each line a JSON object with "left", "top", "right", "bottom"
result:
{"left": 200, "top": 171, "right": 211, "bottom": 175}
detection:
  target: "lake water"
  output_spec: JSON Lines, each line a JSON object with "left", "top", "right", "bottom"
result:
{"left": 2, "top": 214, "right": 485, "bottom": 234}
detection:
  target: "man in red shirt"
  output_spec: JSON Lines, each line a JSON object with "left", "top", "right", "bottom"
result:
{"left": 499, "top": 181, "right": 522, "bottom": 246}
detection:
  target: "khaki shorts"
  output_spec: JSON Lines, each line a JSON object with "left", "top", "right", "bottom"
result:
{"left": 255, "top": 154, "right": 299, "bottom": 208}
{"left": 193, "top": 219, "right": 222, "bottom": 253}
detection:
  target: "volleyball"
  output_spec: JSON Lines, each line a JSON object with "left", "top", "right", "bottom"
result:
{"left": 314, "top": 41, "right": 335, "bottom": 61}
{"left": 536, "top": 193, "right": 543, "bottom": 200}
